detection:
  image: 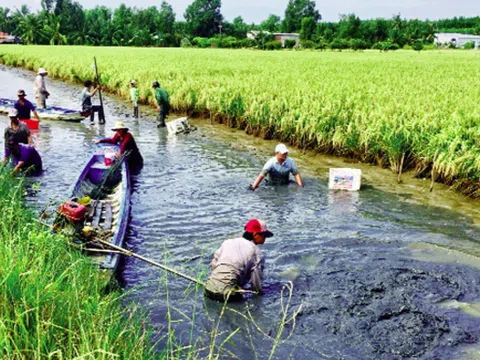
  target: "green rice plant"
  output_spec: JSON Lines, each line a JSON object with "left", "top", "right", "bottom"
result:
{"left": 2, "top": 46, "right": 480, "bottom": 196}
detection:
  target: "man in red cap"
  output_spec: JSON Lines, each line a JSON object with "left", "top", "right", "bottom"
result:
{"left": 205, "top": 219, "right": 273, "bottom": 302}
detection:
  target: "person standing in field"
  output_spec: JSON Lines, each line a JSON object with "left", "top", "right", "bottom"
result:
{"left": 130, "top": 80, "right": 139, "bottom": 118}
{"left": 14, "top": 89, "right": 40, "bottom": 121}
{"left": 250, "top": 143, "right": 304, "bottom": 190}
{"left": 4, "top": 108, "right": 33, "bottom": 147}
{"left": 205, "top": 219, "right": 273, "bottom": 302}
{"left": 81, "top": 80, "right": 104, "bottom": 125}
{"left": 152, "top": 81, "right": 170, "bottom": 128}
{"left": 33, "top": 68, "right": 50, "bottom": 109}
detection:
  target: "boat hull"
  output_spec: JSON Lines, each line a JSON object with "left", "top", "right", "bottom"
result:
{"left": 0, "top": 98, "right": 85, "bottom": 122}
{"left": 68, "top": 153, "right": 131, "bottom": 270}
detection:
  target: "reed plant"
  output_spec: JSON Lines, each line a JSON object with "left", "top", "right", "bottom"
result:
{"left": 1, "top": 46, "right": 479, "bottom": 196}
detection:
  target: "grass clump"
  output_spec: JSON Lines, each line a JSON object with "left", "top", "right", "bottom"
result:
{"left": 0, "top": 167, "right": 158, "bottom": 359}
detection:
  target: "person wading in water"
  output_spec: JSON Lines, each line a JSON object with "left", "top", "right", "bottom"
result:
{"left": 249, "top": 143, "right": 304, "bottom": 190}
{"left": 205, "top": 219, "right": 273, "bottom": 302}
{"left": 152, "top": 81, "right": 170, "bottom": 128}
{"left": 14, "top": 89, "right": 40, "bottom": 121}
{"left": 81, "top": 80, "right": 104, "bottom": 125}
{"left": 2, "top": 137, "right": 42, "bottom": 175}
{"left": 4, "top": 108, "right": 33, "bottom": 147}
{"left": 95, "top": 121, "right": 143, "bottom": 173}
{"left": 33, "top": 67, "right": 50, "bottom": 109}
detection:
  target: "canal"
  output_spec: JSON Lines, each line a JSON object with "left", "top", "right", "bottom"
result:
{"left": 1, "top": 65, "right": 480, "bottom": 359}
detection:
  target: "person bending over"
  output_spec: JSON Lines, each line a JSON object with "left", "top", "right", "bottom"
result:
{"left": 205, "top": 219, "right": 273, "bottom": 302}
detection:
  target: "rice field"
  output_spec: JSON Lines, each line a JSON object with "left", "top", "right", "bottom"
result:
{"left": 1, "top": 46, "right": 480, "bottom": 196}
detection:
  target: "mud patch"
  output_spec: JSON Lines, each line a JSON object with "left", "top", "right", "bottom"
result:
{"left": 291, "top": 245, "right": 480, "bottom": 359}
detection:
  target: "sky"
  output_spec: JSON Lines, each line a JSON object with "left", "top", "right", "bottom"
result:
{"left": 2, "top": 0, "right": 479, "bottom": 23}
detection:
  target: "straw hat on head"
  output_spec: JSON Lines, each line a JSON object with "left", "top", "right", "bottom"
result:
{"left": 38, "top": 68, "right": 48, "bottom": 75}
{"left": 111, "top": 121, "right": 129, "bottom": 131}
{"left": 130, "top": 80, "right": 136, "bottom": 85}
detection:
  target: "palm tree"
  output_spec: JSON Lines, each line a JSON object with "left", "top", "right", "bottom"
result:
{"left": 43, "top": 14, "right": 67, "bottom": 45}
{"left": 18, "top": 14, "right": 46, "bottom": 44}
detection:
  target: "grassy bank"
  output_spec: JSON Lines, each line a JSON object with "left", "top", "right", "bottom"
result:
{"left": 0, "top": 167, "right": 158, "bottom": 359}
{"left": 1, "top": 46, "right": 480, "bottom": 197}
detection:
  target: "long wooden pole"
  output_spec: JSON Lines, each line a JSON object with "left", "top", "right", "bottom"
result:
{"left": 94, "top": 239, "right": 206, "bottom": 287}
{"left": 94, "top": 56, "right": 105, "bottom": 123}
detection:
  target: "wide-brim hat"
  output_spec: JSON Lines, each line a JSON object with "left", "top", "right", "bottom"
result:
{"left": 38, "top": 68, "right": 48, "bottom": 74}
{"left": 111, "top": 121, "right": 129, "bottom": 131}
{"left": 17, "top": 89, "right": 27, "bottom": 96}
{"left": 245, "top": 219, "right": 274, "bottom": 238}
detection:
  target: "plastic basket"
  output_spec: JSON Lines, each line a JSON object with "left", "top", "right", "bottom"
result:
{"left": 20, "top": 119, "right": 39, "bottom": 130}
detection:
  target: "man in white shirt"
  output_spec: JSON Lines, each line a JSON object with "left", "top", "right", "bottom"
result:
{"left": 205, "top": 219, "right": 273, "bottom": 302}
{"left": 33, "top": 68, "right": 49, "bottom": 109}
{"left": 250, "top": 143, "right": 304, "bottom": 190}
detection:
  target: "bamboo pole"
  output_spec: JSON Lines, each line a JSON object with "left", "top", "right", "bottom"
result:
{"left": 397, "top": 152, "right": 405, "bottom": 184}
{"left": 34, "top": 219, "right": 256, "bottom": 295}
{"left": 94, "top": 56, "right": 105, "bottom": 123}
{"left": 94, "top": 239, "right": 206, "bottom": 287}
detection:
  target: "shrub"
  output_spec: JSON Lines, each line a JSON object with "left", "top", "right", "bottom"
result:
{"left": 373, "top": 41, "right": 400, "bottom": 51}
{"left": 219, "top": 36, "right": 239, "bottom": 48}
{"left": 284, "top": 39, "right": 297, "bottom": 49}
{"left": 300, "top": 40, "right": 317, "bottom": 49}
{"left": 265, "top": 40, "right": 282, "bottom": 50}
{"left": 192, "top": 37, "right": 210, "bottom": 48}
{"left": 350, "top": 39, "right": 368, "bottom": 51}
{"left": 180, "top": 38, "right": 192, "bottom": 48}
{"left": 412, "top": 40, "right": 424, "bottom": 52}
{"left": 237, "top": 38, "right": 255, "bottom": 48}
{"left": 464, "top": 41, "right": 475, "bottom": 49}
{"left": 329, "top": 39, "right": 349, "bottom": 50}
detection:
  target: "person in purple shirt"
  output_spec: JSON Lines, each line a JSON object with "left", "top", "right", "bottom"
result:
{"left": 14, "top": 89, "right": 40, "bottom": 121}
{"left": 2, "top": 137, "right": 42, "bottom": 174}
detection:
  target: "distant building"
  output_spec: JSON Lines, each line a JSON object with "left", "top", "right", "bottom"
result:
{"left": 273, "top": 33, "right": 300, "bottom": 47}
{"left": 434, "top": 33, "right": 480, "bottom": 48}
{"left": 0, "top": 32, "right": 21, "bottom": 44}
{"left": 247, "top": 31, "right": 300, "bottom": 47}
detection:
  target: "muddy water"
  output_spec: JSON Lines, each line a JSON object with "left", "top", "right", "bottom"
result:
{"left": 1, "top": 65, "right": 480, "bottom": 360}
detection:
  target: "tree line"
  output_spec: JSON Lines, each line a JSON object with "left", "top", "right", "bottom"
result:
{"left": 1, "top": 0, "right": 479, "bottom": 49}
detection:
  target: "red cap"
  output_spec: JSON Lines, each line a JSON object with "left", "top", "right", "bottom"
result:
{"left": 245, "top": 219, "right": 273, "bottom": 237}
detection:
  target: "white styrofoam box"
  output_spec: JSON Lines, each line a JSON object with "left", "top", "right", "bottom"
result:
{"left": 328, "top": 168, "right": 362, "bottom": 191}
{"left": 166, "top": 117, "right": 190, "bottom": 135}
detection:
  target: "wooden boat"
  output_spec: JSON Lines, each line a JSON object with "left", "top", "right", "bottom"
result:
{"left": 57, "top": 149, "right": 131, "bottom": 270}
{"left": 0, "top": 98, "right": 85, "bottom": 122}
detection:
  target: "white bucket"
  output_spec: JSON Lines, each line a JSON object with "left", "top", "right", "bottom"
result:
{"left": 328, "top": 168, "right": 362, "bottom": 191}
